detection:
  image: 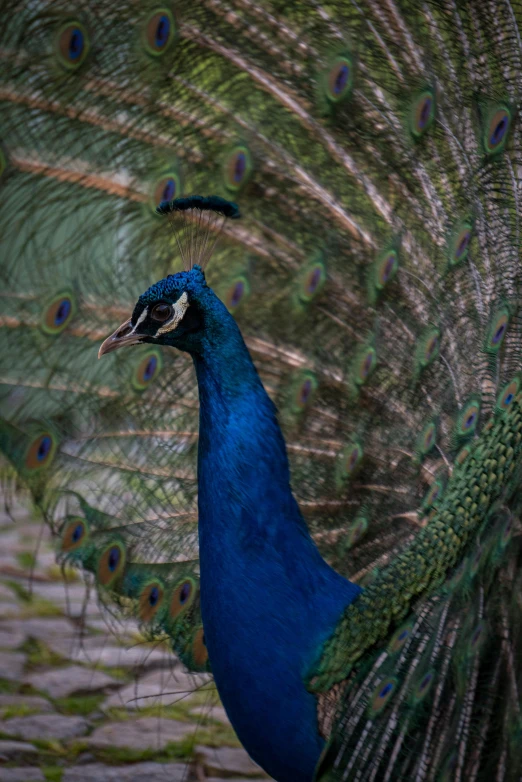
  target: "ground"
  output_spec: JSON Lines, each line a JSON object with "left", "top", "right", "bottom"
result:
{"left": 0, "top": 495, "right": 273, "bottom": 782}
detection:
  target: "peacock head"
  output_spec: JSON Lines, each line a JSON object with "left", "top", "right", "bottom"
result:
{"left": 98, "top": 196, "right": 240, "bottom": 358}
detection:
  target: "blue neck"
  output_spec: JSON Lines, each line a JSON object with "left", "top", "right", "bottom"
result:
{"left": 191, "top": 299, "right": 361, "bottom": 782}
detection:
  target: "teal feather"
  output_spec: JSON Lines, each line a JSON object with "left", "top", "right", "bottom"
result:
{"left": 1, "top": 0, "right": 522, "bottom": 780}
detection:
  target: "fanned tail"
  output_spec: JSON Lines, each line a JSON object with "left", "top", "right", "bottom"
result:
{"left": 1, "top": 0, "right": 522, "bottom": 778}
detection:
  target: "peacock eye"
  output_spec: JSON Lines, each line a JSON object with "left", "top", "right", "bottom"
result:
{"left": 151, "top": 303, "right": 172, "bottom": 322}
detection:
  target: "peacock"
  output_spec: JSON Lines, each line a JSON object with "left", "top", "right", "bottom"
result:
{"left": 1, "top": 0, "right": 522, "bottom": 780}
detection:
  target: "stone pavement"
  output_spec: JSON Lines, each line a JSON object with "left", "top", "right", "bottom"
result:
{"left": 0, "top": 497, "right": 273, "bottom": 782}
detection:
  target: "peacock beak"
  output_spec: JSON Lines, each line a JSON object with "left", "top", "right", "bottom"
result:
{"left": 98, "top": 318, "right": 143, "bottom": 358}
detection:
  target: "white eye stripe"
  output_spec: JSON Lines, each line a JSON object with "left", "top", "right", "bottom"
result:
{"left": 131, "top": 307, "right": 149, "bottom": 333}
{"left": 156, "top": 291, "right": 189, "bottom": 335}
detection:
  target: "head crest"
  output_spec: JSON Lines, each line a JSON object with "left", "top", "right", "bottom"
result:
{"left": 156, "top": 195, "right": 241, "bottom": 271}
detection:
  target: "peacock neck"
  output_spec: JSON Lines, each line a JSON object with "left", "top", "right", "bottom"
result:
{"left": 188, "top": 304, "right": 361, "bottom": 782}
{"left": 192, "top": 314, "right": 329, "bottom": 562}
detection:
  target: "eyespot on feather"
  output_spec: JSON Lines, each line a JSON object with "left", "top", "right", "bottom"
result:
{"left": 412, "top": 669, "right": 435, "bottom": 702}
{"left": 423, "top": 479, "right": 444, "bottom": 511}
{"left": 455, "top": 399, "right": 480, "bottom": 443}
{"left": 345, "top": 516, "right": 368, "bottom": 549}
{"left": 191, "top": 626, "right": 208, "bottom": 667}
{"left": 496, "top": 378, "right": 519, "bottom": 413}
{"left": 324, "top": 56, "right": 354, "bottom": 104}
{"left": 419, "top": 329, "right": 440, "bottom": 369}
{"left": 132, "top": 350, "right": 163, "bottom": 392}
{"left": 41, "top": 293, "right": 76, "bottom": 335}
{"left": 499, "top": 515, "right": 513, "bottom": 549}
{"left": 292, "top": 372, "right": 318, "bottom": 413}
{"left": 449, "top": 221, "right": 472, "bottom": 267}
{"left": 298, "top": 261, "right": 326, "bottom": 304}
{"left": 143, "top": 9, "right": 176, "bottom": 56}
{"left": 139, "top": 581, "right": 165, "bottom": 622}
{"left": 483, "top": 106, "right": 511, "bottom": 155}
{"left": 355, "top": 347, "right": 377, "bottom": 386}
{"left": 151, "top": 171, "right": 181, "bottom": 212}
{"left": 374, "top": 249, "right": 398, "bottom": 292}
{"left": 410, "top": 89, "right": 435, "bottom": 138}
{"left": 224, "top": 276, "right": 250, "bottom": 312}
{"left": 485, "top": 310, "right": 509, "bottom": 353}
{"left": 97, "top": 542, "right": 125, "bottom": 587}
{"left": 337, "top": 442, "right": 363, "bottom": 484}
{"left": 169, "top": 577, "right": 196, "bottom": 621}
{"left": 388, "top": 622, "right": 414, "bottom": 654}
{"left": 369, "top": 677, "right": 397, "bottom": 715}
{"left": 61, "top": 518, "right": 89, "bottom": 552}
{"left": 25, "top": 432, "right": 57, "bottom": 471}
{"left": 223, "top": 145, "right": 252, "bottom": 192}
{"left": 467, "top": 620, "right": 486, "bottom": 656}
{"left": 55, "top": 22, "right": 89, "bottom": 70}
{"left": 417, "top": 421, "right": 437, "bottom": 458}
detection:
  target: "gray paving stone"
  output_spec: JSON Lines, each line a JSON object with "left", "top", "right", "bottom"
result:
{"left": 0, "top": 584, "right": 15, "bottom": 601}
{"left": 0, "top": 626, "right": 25, "bottom": 650}
{"left": 32, "top": 583, "right": 101, "bottom": 617}
{"left": 3, "top": 713, "right": 89, "bottom": 741}
{"left": 62, "top": 762, "right": 189, "bottom": 781}
{"left": 47, "top": 635, "right": 172, "bottom": 671}
{"left": 0, "top": 740, "right": 38, "bottom": 759}
{"left": 103, "top": 667, "right": 209, "bottom": 710}
{"left": 0, "top": 768, "right": 45, "bottom": 781}
{"left": 1, "top": 617, "right": 77, "bottom": 643}
{"left": 32, "top": 583, "right": 88, "bottom": 603}
{"left": 0, "top": 694, "right": 54, "bottom": 713}
{"left": 0, "top": 604, "right": 20, "bottom": 619}
{"left": 190, "top": 705, "right": 231, "bottom": 726}
{"left": 196, "top": 745, "right": 269, "bottom": 777}
{"left": 0, "top": 651, "right": 25, "bottom": 682}
{"left": 24, "top": 665, "right": 120, "bottom": 699}
{"left": 87, "top": 717, "right": 194, "bottom": 751}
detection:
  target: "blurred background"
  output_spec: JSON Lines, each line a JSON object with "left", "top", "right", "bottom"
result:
{"left": 0, "top": 495, "right": 272, "bottom": 781}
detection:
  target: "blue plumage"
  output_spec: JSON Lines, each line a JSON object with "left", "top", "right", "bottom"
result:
{"left": 125, "top": 263, "right": 362, "bottom": 782}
